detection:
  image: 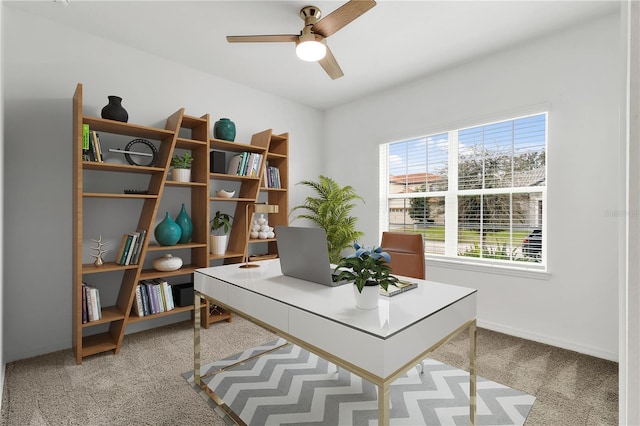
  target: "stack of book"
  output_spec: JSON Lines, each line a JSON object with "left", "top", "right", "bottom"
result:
{"left": 265, "top": 165, "right": 281, "bottom": 188}
{"left": 82, "top": 282, "right": 102, "bottom": 323}
{"left": 380, "top": 280, "right": 418, "bottom": 297}
{"left": 82, "top": 124, "right": 104, "bottom": 162}
{"left": 115, "top": 230, "right": 147, "bottom": 265}
{"left": 133, "top": 279, "right": 176, "bottom": 317}
{"left": 226, "top": 152, "right": 263, "bottom": 177}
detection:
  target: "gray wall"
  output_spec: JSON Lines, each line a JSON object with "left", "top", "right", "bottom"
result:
{"left": 325, "top": 13, "right": 622, "bottom": 361}
{"left": 1, "top": 7, "right": 323, "bottom": 362}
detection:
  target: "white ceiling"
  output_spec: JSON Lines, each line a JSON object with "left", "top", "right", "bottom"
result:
{"left": 5, "top": 0, "right": 620, "bottom": 110}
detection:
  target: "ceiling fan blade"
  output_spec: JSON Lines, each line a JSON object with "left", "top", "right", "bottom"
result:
{"left": 227, "top": 35, "right": 298, "bottom": 43}
{"left": 318, "top": 45, "right": 344, "bottom": 80}
{"left": 312, "top": 0, "right": 376, "bottom": 38}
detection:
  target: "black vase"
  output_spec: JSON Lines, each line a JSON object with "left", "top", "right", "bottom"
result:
{"left": 101, "top": 95, "right": 129, "bottom": 122}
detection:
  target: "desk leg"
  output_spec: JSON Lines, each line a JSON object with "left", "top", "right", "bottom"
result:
{"left": 378, "top": 382, "right": 390, "bottom": 425}
{"left": 469, "top": 320, "right": 477, "bottom": 426}
{"left": 194, "top": 291, "right": 201, "bottom": 386}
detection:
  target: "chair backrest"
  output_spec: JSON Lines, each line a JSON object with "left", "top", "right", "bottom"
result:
{"left": 380, "top": 232, "right": 426, "bottom": 279}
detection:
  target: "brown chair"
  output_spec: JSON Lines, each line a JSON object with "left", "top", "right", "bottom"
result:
{"left": 381, "top": 231, "right": 427, "bottom": 373}
{"left": 380, "top": 232, "right": 425, "bottom": 279}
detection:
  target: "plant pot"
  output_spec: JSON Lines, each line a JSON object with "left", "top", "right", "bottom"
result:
{"left": 172, "top": 168, "right": 191, "bottom": 182}
{"left": 353, "top": 282, "right": 379, "bottom": 310}
{"left": 210, "top": 234, "right": 228, "bottom": 255}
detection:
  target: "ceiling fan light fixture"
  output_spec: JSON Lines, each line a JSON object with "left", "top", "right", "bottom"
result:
{"left": 296, "top": 35, "right": 326, "bottom": 62}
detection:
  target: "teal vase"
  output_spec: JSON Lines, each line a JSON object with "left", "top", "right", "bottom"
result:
{"left": 213, "top": 118, "right": 236, "bottom": 142}
{"left": 154, "top": 212, "right": 182, "bottom": 246}
{"left": 175, "top": 203, "right": 193, "bottom": 244}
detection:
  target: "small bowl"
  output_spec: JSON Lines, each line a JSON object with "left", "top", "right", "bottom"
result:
{"left": 217, "top": 190, "right": 235, "bottom": 198}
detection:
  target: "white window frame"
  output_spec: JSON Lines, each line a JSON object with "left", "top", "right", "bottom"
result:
{"left": 380, "top": 112, "right": 548, "bottom": 274}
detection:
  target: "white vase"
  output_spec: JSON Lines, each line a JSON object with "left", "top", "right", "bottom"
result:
{"left": 210, "top": 235, "right": 228, "bottom": 255}
{"left": 152, "top": 254, "right": 183, "bottom": 271}
{"left": 353, "top": 283, "right": 379, "bottom": 310}
{"left": 172, "top": 168, "right": 191, "bottom": 182}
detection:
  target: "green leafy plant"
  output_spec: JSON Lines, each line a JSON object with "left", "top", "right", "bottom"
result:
{"left": 171, "top": 152, "right": 193, "bottom": 169}
{"left": 210, "top": 211, "right": 233, "bottom": 236}
{"left": 335, "top": 243, "right": 399, "bottom": 293}
{"left": 291, "top": 175, "right": 364, "bottom": 263}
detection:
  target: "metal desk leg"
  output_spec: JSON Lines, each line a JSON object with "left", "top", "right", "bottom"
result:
{"left": 378, "top": 381, "right": 390, "bottom": 425}
{"left": 469, "top": 320, "right": 477, "bottom": 425}
{"left": 194, "top": 291, "right": 201, "bottom": 386}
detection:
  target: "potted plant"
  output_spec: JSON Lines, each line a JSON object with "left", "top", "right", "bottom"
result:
{"left": 171, "top": 152, "right": 193, "bottom": 182}
{"left": 334, "top": 243, "right": 399, "bottom": 310}
{"left": 210, "top": 211, "right": 233, "bottom": 255}
{"left": 291, "top": 175, "right": 364, "bottom": 263}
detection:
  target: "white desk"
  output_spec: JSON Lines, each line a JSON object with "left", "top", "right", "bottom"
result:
{"left": 194, "top": 259, "right": 477, "bottom": 425}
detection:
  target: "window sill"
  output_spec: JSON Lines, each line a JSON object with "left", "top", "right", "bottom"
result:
{"left": 425, "top": 256, "right": 551, "bottom": 280}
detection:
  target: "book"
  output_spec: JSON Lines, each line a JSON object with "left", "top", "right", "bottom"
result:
{"left": 91, "top": 131, "right": 103, "bottom": 162}
{"left": 82, "top": 124, "right": 91, "bottom": 161}
{"left": 81, "top": 283, "right": 88, "bottom": 323}
{"left": 155, "top": 282, "right": 165, "bottom": 313}
{"left": 133, "top": 284, "right": 144, "bottom": 317}
{"left": 227, "top": 153, "right": 243, "bottom": 175}
{"left": 163, "top": 282, "right": 174, "bottom": 311}
{"left": 117, "top": 234, "right": 134, "bottom": 265}
{"left": 115, "top": 234, "right": 129, "bottom": 265}
{"left": 139, "top": 283, "right": 150, "bottom": 316}
{"left": 380, "top": 280, "right": 418, "bottom": 297}
{"left": 145, "top": 281, "right": 159, "bottom": 314}
{"left": 130, "top": 229, "right": 147, "bottom": 265}
{"left": 94, "top": 286, "right": 102, "bottom": 319}
{"left": 123, "top": 232, "right": 139, "bottom": 265}
{"left": 156, "top": 279, "right": 174, "bottom": 311}
{"left": 86, "top": 286, "right": 100, "bottom": 321}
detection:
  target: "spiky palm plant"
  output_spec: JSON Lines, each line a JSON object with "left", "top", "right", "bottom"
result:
{"left": 291, "top": 176, "right": 364, "bottom": 264}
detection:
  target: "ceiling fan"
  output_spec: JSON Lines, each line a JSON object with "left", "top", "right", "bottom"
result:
{"left": 226, "top": 0, "right": 377, "bottom": 80}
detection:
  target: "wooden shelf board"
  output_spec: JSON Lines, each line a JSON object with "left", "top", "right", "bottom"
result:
{"left": 175, "top": 137, "right": 208, "bottom": 149}
{"left": 83, "top": 161, "right": 164, "bottom": 174}
{"left": 260, "top": 187, "right": 287, "bottom": 192}
{"left": 83, "top": 192, "right": 159, "bottom": 199}
{"left": 81, "top": 332, "right": 117, "bottom": 357}
{"left": 249, "top": 238, "right": 277, "bottom": 244}
{"left": 181, "top": 115, "right": 207, "bottom": 129}
{"left": 209, "top": 172, "right": 261, "bottom": 182}
{"left": 139, "top": 264, "right": 198, "bottom": 280}
{"left": 83, "top": 116, "right": 174, "bottom": 140}
{"left": 164, "top": 180, "right": 207, "bottom": 187}
{"left": 210, "top": 138, "right": 267, "bottom": 154}
{"left": 127, "top": 305, "right": 195, "bottom": 323}
{"left": 209, "top": 251, "right": 244, "bottom": 261}
{"left": 267, "top": 152, "right": 287, "bottom": 160}
{"left": 82, "top": 262, "right": 138, "bottom": 274}
{"left": 82, "top": 306, "right": 125, "bottom": 327}
{"left": 209, "top": 197, "right": 256, "bottom": 203}
{"left": 146, "top": 242, "right": 207, "bottom": 251}
{"left": 206, "top": 309, "right": 233, "bottom": 325}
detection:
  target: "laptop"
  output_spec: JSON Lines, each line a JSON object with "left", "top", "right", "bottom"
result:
{"left": 275, "top": 226, "right": 349, "bottom": 287}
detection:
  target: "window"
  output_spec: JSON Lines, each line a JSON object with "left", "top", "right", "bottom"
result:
{"left": 383, "top": 113, "right": 546, "bottom": 267}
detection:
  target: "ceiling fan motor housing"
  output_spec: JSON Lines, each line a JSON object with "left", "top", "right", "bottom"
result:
{"left": 300, "top": 6, "right": 322, "bottom": 23}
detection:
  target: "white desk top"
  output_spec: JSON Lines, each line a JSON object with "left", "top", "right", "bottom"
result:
{"left": 195, "top": 259, "right": 476, "bottom": 340}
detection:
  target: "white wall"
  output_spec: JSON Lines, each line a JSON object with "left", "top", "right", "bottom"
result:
{"left": 1, "top": 7, "right": 323, "bottom": 362}
{"left": 0, "top": 0, "right": 6, "bottom": 409}
{"left": 325, "top": 13, "right": 622, "bottom": 361}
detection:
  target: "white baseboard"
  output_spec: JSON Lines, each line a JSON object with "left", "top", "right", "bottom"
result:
{"left": 478, "top": 320, "right": 619, "bottom": 362}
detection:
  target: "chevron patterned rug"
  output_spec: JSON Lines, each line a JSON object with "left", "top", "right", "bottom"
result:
{"left": 183, "top": 338, "right": 535, "bottom": 425}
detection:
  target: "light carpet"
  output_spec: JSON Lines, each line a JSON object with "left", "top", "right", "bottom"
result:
{"left": 183, "top": 338, "right": 535, "bottom": 425}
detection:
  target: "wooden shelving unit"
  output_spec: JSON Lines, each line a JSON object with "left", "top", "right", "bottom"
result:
{"left": 72, "top": 83, "right": 288, "bottom": 363}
